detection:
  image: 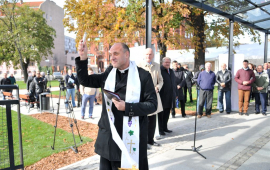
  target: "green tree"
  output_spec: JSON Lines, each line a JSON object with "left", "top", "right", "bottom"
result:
{"left": 0, "top": 0, "right": 56, "bottom": 82}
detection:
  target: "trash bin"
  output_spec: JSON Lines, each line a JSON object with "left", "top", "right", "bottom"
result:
{"left": 40, "top": 93, "right": 50, "bottom": 111}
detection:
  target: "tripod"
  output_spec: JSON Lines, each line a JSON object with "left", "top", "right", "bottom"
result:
{"left": 51, "top": 80, "right": 83, "bottom": 153}
{"left": 175, "top": 89, "right": 206, "bottom": 159}
{"left": 46, "top": 70, "right": 54, "bottom": 112}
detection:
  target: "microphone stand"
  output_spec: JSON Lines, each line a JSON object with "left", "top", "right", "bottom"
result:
{"left": 175, "top": 89, "right": 206, "bottom": 159}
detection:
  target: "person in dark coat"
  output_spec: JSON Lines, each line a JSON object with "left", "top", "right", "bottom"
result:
{"left": 159, "top": 57, "right": 177, "bottom": 135}
{"left": 41, "top": 72, "right": 48, "bottom": 90}
{"left": 0, "top": 73, "right": 11, "bottom": 100}
{"left": 183, "top": 65, "right": 194, "bottom": 103}
{"left": 76, "top": 42, "right": 157, "bottom": 170}
{"left": 27, "top": 70, "right": 36, "bottom": 92}
{"left": 171, "top": 61, "right": 186, "bottom": 118}
{"left": 29, "top": 71, "right": 44, "bottom": 108}
{"left": 216, "top": 63, "right": 232, "bottom": 114}
{"left": 65, "top": 69, "right": 78, "bottom": 108}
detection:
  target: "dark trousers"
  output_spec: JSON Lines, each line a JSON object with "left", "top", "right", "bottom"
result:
{"left": 100, "top": 156, "right": 149, "bottom": 170}
{"left": 254, "top": 93, "right": 267, "bottom": 113}
{"left": 184, "top": 86, "right": 193, "bottom": 102}
{"left": 218, "top": 90, "right": 231, "bottom": 112}
{"left": 171, "top": 99, "right": 186, "bottom": 117}
{"left": 198, "top": 89, "right": 213, "bottom": 115}
{"left": 148, "top": 115, "right": 156, "bottom": 145}
{"left": 158, "top": 108, "right": 171, "bottom": 133}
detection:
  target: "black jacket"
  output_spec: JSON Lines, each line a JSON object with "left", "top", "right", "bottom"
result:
{"left": 30, "top": 77, "right": 44, "bottom": 94}
{"left": 216, "top": 70, "right": 232, "bottom": 91}
{"left": 75, "top": 58, "right": 157, "bottom": 161}
{"left": 172, "top": 68, "right": 186, "bottom": 100}
{"left": 160, "top": 65, "right": 177, "bottom": 109}
{"left": 0, "top": 78, "right": 11, "bottom": 92}
{"left": 27, "top": 75, "right": 36, "bottom": 91}
{"left": 65, "top": 74, "right": 78, "bottom": 89}
{"left": 193, "top": 71, "right": 201, "bottom": 90}
{"left": 184, "top": 70, "right": 194, "bottom": 87}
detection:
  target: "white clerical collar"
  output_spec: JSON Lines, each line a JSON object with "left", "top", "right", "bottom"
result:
{"left": 118, "top": 67, "right": 129, "bottom": 73}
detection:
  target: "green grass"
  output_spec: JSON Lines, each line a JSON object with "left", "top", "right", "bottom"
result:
{"left": 16, "top": 80, "right": 60, "bottom": 90}
{"left": 0, "top": 108, "right": 92, "bottom": 167}
{"left": 177, "top": 86, "right": 219, "bottom": 112}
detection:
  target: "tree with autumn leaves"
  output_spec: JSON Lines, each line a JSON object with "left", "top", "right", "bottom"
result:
{"left": 64, "top": 0, "right": 261, "bottom": 71}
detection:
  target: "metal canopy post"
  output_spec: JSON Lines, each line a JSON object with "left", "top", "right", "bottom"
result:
{"left": 264, "top": 33, "right": 268, "bottom": 63}
{"left": 146, "top": 0, "right": 152, "bottom": 48}
{"left": 228, "top": 19, "right": 234, "bottom": 70}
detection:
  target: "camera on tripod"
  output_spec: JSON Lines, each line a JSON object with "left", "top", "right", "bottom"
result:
{"left": 58, "top": 79, "right": 66, "bottom": 91}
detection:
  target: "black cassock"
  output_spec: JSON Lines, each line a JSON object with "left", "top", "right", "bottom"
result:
{"left": 75, "top": 58, "right": 157, "bottom": 170}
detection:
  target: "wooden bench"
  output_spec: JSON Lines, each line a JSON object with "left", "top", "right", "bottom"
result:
{"left": 19, "top": 94, "right": 39, "bottom": 112}
{"left": 3, "top": 91, "right": 13, "bottom": 100}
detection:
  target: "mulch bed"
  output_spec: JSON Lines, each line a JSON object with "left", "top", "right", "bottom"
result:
{"left": 25, "top": 112, "right": 98, "bottom": 170}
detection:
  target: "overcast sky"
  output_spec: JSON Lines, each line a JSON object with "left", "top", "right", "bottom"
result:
{"left": 23, "top": 0, "right": 265, "bottom": 44}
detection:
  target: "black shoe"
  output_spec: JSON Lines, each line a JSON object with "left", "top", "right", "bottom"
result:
{"left": 239, "top": 112, "right": 243, "bottom": 115}
{"left": 30, "top": 104, "right": 34, "bottom": 108}
{"left": 226, "top": 112, "right": 230, "bottom": 114}
{"left": 182, "top": 115, "right": 188, "bottom": 118}
{"left": 172, "top": 115, "right": 176, "bottom": 118}
{"left": 245, "top": 113, "right": 249, "bottom": 116}
{"left": 262, "top": 113, "right": 267, "bottom": 116}
{"left": 255, "top": 112, "right": 260, "bottom": 114}
{"left": 164, "top": 129, "right": 172, "bottom": 133}
{"left": 219, "top": 111, "right": 224, "bottom": 113}
{"left": 149, "top": 142, "right": 161, "bottom": 147}
{"left": 159, "top": 132, "right": 166, "bottom": 135}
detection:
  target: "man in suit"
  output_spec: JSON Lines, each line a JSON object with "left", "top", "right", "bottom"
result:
{"left": 76, "top": 41, "right": 157, "bottom": 170}
{"left": 183, "top": 65, "right": 194, "bottom": 103}
{"left": 159, "top": 57, "right": 177, "bottom": 135}
{"left": 138, "top": 48, "right": 163, "bottom": 149}
{"left": 171, "top": 61, "right": 187, "bottom": 118}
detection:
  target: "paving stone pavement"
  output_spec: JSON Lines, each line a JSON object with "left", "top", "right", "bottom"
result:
{"left": 58, "top": 103, "right": 270, "bottom": 170}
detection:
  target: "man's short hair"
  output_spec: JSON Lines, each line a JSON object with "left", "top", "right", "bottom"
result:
{"left": 268, "top": 62, "right": 270, "bottom": 64}
{"left": 243, "top": 60, "right": 249, "bottom": 63}
{"left": 162, "top": 57, "right": 171, "bottom": 63}
{"left": 178, "top": 63, "right": 181, "bottom": 66}
{"left": 172, "top": 60, "right": 178, "bottom": 64}
{"left": 257, "top": 65, "right": 263, "bottom": 69}
{"left": 205, "top": 62, "right": 212, "bottom": 67}
{"left": 120, "top": 43, "right": 130, "bottom": 55}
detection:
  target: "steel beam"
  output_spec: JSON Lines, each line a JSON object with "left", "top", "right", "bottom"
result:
{"left": 146, "top": 0, "right": 152, "bottom": 48}
{"left": 177, "top": 0, "right": 269, "bottom": 33}
{"left": 228, "top": 19, "right": 234, "bottom": 70}
{"left": 264, "top": 33, "right": 268, "bottom": 63}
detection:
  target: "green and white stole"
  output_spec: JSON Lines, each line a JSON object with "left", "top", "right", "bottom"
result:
{"left": 104, "top": 61, "right": 140, "bottom": 169}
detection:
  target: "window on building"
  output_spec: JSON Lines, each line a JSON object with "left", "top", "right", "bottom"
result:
{"left": 71, "top": 57, "right": 74, "bottom": 60}
{"left": 46, "top": 14, "right": 48, "bottom": 19}
{"left": 98, "top": 42, "right": 104, "bottom": 51}
{"left": 50, "top": 16, "right": 52, "bottom": 21}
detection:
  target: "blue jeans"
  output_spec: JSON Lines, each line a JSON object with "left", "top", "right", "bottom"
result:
{"left": 197, "top": 89, "right": 207, "bottom": 111}
{"left": 218, "top": 90, "right": 231, "bottom": 112}
{"left": 66, "top": 88, "right": 76, "bottom": 108}
{"left": 254, "top": 93, "right": 267, "bottom": 113}
{"left": 81, "top": 94, "right": 95, "bottom": 117}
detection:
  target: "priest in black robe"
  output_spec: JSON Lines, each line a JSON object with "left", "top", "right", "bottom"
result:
{"left": 76, "top": 41, "right": 157, "bottom": 170}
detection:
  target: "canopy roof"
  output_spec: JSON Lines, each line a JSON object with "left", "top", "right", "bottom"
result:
{"left": 178, "top": 0, "right": 270, "bottom": 33}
